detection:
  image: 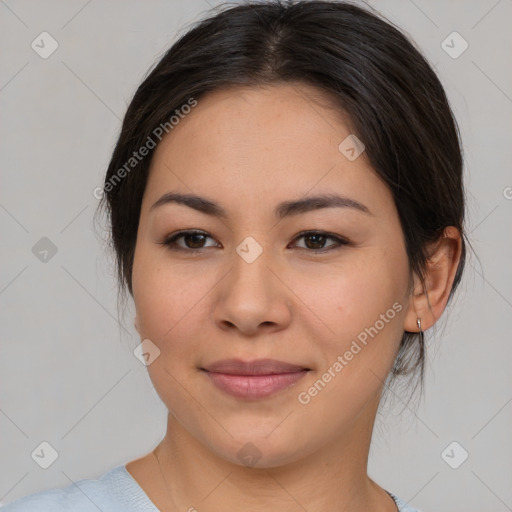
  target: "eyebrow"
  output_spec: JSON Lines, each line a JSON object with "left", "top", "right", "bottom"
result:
{"left": 150, "top": 192, "right": 372, "bottom": 219}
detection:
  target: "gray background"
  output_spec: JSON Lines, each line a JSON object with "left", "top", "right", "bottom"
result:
{"left": 1, "top": 0, "right": 511, "bottom": 510}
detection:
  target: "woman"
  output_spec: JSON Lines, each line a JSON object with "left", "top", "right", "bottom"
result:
{"left": 3, "top": 1, "right": 467, "bottom": 510}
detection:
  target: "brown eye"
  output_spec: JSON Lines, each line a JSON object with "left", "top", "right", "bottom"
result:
{"left": 182, "top": 232, "right": 208, "bottom": 249}
{"left": 304, "top": 233, "right": 328, "bottom": 249}
{"left": 292, "top": 231, "right": 349, "bottom": 252}
{"left": 161, "top": 230, "right": 219, "bottom": 252}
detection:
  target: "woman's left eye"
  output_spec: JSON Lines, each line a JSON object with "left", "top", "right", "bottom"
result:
{"left": 160, "top": 230, "right": 349, "bottom": 253}
{"left": 291, "top": 231, "right": 349, "bottom": 252}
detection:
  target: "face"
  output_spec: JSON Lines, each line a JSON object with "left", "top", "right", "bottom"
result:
{"left": 132, "top": 83, "right": 413, "bottom": 468}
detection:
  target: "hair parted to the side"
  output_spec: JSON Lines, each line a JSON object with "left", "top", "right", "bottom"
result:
{"left": 96, "top": 0, "right": 468, "bottom": 399}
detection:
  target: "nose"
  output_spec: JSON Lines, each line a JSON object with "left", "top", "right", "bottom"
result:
{"left": 212, "top": 241, "right": 292, "bottom": 337}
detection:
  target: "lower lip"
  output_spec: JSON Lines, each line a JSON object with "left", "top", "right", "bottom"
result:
{"left": 203, "top": 370, "right": 308, "bottom": 399}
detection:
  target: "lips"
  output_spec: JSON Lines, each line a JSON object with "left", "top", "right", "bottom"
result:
{"left": 201, "top": 358, "right": 310, "bottom": 375}
{"left": 200, "top": 358, "right": 310, "bottom": 399}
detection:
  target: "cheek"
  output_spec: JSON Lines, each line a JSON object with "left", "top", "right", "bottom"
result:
{"left": 292, "top": 252, "right": 409, "bottom": 418}
{"left": 307, "top": 249, "right": 408, "bottom": 337}
{"left": 132, "top": 244, "right": 215, "bottom": 348}
{"left": 296, "top": 247, "right": 410, "bottom": 394}
{"left": 132, "top": 254, "right": 168, "bottom": 338}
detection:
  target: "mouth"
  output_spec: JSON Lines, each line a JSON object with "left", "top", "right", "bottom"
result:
{"left": 202, "top": 358, "right": 311, "bottom": 375}
{"left": 200, "top": 358, "right": 311, "bottom": 399}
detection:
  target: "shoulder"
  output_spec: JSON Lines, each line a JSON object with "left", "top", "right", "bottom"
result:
{"left": 389, "top": 492, "right": 423, "bottom": 512}
{"left": 0, "top": 465, "right": 149, "bottom": 512}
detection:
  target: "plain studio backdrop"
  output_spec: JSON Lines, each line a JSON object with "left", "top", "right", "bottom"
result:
{"left": 0, "top": 1, "right": 511, "bottom": 510}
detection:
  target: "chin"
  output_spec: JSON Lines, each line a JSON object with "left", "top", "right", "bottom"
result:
{"left": 206, "top": 427, "right": 312, "bottom": 470}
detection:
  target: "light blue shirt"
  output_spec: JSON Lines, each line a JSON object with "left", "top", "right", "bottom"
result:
{"left": 1, "top": 464, "right": 422, "bottom": 511}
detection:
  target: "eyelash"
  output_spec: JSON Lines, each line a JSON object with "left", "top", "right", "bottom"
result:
{"left": 159, "top": 230, "right": 350, "bottom": 254}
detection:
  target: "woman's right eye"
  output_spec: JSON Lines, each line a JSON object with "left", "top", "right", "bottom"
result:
{"left": 160, "top": 230, "right": 219, "bottom": 252}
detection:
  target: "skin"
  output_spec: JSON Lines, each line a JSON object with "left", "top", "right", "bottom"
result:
{"left": 126, "top": 83, "right": 462, "bottom": 511}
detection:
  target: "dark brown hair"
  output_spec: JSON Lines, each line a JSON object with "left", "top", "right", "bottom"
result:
{"left": 97, "top": 0, "right": 468, "bottom": 393}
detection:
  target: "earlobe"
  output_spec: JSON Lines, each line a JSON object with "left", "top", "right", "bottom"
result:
{"left": 404, "top": 226, "right": 462, "bottom": 332}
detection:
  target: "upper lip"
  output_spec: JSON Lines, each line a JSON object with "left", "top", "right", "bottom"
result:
{"left": 201, "top": 358, "right": 310, "bottom": 375}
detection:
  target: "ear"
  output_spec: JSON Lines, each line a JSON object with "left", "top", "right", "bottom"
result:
{"left": 134, "top": 315, "right": 140, "bottom": 334}
{"left": 404, "top": 226, "right": 463, "bottom": 332}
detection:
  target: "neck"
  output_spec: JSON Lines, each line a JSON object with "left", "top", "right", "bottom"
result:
{"left": 152, "top": 397, "right": 396, "bottom": 512}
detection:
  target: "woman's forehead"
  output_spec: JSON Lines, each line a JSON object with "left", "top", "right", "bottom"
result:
{"left": 147, "top": 84, "right": 370, "bottom": 187}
